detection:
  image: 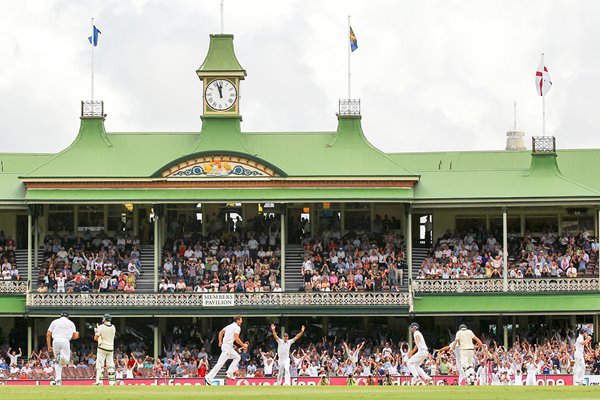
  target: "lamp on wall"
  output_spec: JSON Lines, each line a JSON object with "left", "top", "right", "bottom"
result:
{"left": 124, "top": 203, "right": 134, "bottom": 212}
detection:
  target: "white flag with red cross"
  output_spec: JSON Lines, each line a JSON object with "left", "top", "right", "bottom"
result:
{"left": 535, "top": 54, "right": 552, "bottom": 96}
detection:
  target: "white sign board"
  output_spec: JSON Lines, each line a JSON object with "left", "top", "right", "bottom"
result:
{"left": 202, "top": 294, "right": 235, "bottom": 307}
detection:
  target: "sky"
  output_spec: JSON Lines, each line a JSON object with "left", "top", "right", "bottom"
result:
{"left": 1, "top": 0, "right": 599, "bottom": 154}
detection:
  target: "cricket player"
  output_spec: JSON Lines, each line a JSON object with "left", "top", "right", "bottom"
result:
{"left": 46, "top": 311, "right": 79, "bottom": 385}
{"left": 271, "top": 323, "right": 305, "bottom": 385}
{"left": 93, "top": 313, "right": 117, "bottom": 385}
{"left": 573, "top": 328, "right": 592, "bottom": 385}
{"left": 454, "top": 324, "right": 483, "bottom": 385}
{"left": 406, "top": 322, "right": 432, "bottom": 385}
{"left": 205, "top": 315, "right": 248, "bottom": 384}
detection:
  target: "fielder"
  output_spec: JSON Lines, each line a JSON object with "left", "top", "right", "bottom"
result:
{"left": 93, "top": 313, "right": 117, "bottom": 385}
{"left": 454, "top": 324, "right": 483, "bottom": 385}
{"left": 573, "top": 328, "right": 592, "bottom": 385}
{"left": 205, "top": 315, "right": 248, "bottom": 384}
{"left": 406, "top": 322, "right": 432, "bottom": 385}
{"left": 271, "top": 323, "right": 305, "bottom": 385}
{"left": 46, "top": 311, "right": 79, "bottom": 385}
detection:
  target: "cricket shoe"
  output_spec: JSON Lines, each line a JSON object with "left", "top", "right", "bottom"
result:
{"left": 51, "top": 380, "right": 62, "bottom": 386}
{"left": 226, "top": 373, "right": 236, "bottom": 380}
{"left": 92, "top": 381, "right": 103, "bottom": 386}
{"left": 204, "top": 378, "right": 212, "bottom": 386}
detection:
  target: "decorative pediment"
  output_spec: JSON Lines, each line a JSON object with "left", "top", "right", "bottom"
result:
{"left": 161, "top": 155, "right": 280, "bottom": 178}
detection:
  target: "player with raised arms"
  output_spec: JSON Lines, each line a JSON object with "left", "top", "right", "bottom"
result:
{"left": 271, "top": 323, "right": 305, "bottom": 385}
{"left": 205, "top": 315, "right": 248, "bottom": 385}
{"left": 46, "top": 311, "right": 79, "bottom": 385}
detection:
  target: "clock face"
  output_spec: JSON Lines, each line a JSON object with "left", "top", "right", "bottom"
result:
{"left": 205, "top": 79, "right": 237, "bottom": 111}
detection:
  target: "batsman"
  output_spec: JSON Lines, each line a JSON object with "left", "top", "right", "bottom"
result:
{"left": 93, "top": 313, "right": 117, "bottom": 385}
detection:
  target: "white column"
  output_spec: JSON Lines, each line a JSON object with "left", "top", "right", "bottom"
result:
{"left": 280, "top": 209, "right": 286, "bottom": 291}
{"left": 503, "top": 324, "right": 509, "bottom": 349}
{"left": 34, "top": 219, "right": 39, "bottom": 272}
{"left": 406, "top": 206, "right": 412, "bottom": 287}
{"left": 502, "top": 207, "right": 508, "bottom": 292}
{"left": 340, "top": 203, "right": 345, "bottom": 236}
{"left": 310, "top": 204, "right": 316, "bottom": 237}
{"left": 154, "top": 217, "right": 159, "bottom": 291}
{"left": 27, "top": 213, "right": 32, "bottom": 290}
{"left": 27, "top": 323, "right": 32, "bottom": 358}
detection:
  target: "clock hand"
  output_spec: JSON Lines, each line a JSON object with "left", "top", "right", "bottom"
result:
{"left": 216, "top": 82, "right": 223, "bottom": 98}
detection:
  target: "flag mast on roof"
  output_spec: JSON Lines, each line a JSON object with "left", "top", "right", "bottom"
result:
{"left": 535, "top": 53, "right": 552, "bottom": 137}
{"left": 220, "top": 0, "right": 225, "bottom": 34}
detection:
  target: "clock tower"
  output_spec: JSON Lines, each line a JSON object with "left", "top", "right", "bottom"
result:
{"left": 196, "top": 34, "right": 246, "bottom": 118}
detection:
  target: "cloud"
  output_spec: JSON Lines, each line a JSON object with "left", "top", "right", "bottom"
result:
{"left": 0, "top": 0, "right": 599, "bottom": 154}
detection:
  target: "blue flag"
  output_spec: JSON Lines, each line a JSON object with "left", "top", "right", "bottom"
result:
{"left": 88, "top": 25, "right": 101, "bottom": 46}
{"left": 349, "top": 27, "right": 358, "bottom": 52}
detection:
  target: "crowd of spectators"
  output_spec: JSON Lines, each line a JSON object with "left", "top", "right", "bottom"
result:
{"left": 418, "top": 229, "right": 599, "bottom": 280}
{"left": 35, "top": 232, "right": 143, "bottom": 293}
{"left": 299, "top": 230, "right": 406, "bottom": 292}
{"left": 159, "top": 214, "right": 282, "bottom": 293}
{"left": 0, "top": 230, "right": 20, "bottom": 281}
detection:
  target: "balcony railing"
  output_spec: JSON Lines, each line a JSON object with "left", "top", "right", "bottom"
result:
{"left": 26, "top": 291, "right": 411, "bottom": 308}
{"left": 413, "top": 277, "right": 599, "bottom": 293}
{"left": 0, "top": 281, "right": 28, "bottom": 293}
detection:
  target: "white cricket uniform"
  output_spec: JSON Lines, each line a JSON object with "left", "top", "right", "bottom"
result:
{"left": 407, "top": 330, "right": 430, "bottom": 383}
{"left": 573, "top": 334, "right": 586, "bottom": 385}
{"left": 525, "top": 361, "right": 537, "bottom": 386}
{"left": 450, "top": 341, "right": 464, "bottom": 384}
{"left": 455, "top": 329, "right": 476, "bottom": 369}
{"left": 276, "top": 337, "right": 296, "bottom": 385}
{"left": 48, "top": 316, "right": 77, "bottom": 381}
{"left": 95, "top": 322, "right": 117, "bottom": 383}
{"left": 205, "top": 322, "right": 242, "bottom": 382}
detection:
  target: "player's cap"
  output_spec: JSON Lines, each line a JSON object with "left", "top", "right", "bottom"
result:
{"left": 60, "top": 311, "right": 69, "bottom": 318}
{"left": 579, "top": 327, "right": 588, "bottom": 335}
{"left": 409, "top": 322, "right": 419, "bottom": 330}
{"left": 102, "top": 313, "right": 112, "bottom": 322}
{"left": 459, "top": 324, "right": 467, "bottom": 330}
{"left": 283, "top": 332, "right": 289, "bottom": 337}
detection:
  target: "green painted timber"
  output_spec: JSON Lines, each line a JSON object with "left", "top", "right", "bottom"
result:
{"left": 0, "top": 296, "right": 26, "bottom": 314}
{"left": 25, "top": 187, "right": 413, "bottom": 202}
{"left": 414, "top": 293, "right": 600, "bottom": 314}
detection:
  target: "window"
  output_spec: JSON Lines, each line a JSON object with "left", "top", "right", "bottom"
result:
{"left": 48, "top": 205, "right": 74, "bottom": 232}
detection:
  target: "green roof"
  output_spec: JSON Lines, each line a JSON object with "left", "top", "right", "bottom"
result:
{"left": 196, "top": 34, "right": 246, "bottom": 75}
{"left": 24, "top": 116, "right": 418, "bottom": 179}
{"left": 0, "top": 153, "right": 52, "bottom": 202}
{"left": 391, "top": 149, "right": 600, "bottom": 201}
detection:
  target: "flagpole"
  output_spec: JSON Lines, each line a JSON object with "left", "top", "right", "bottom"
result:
{"left": 541, "top": 53, "right": 545, "bottom": 137}
{"left": 347, "top": 15, "right": 351, "bottom": 99}
{"left": 220, "top": 0, "right": 224, "bottom": 34}
{"left": 91, "top": 17, "right": 94, "bottom": 101}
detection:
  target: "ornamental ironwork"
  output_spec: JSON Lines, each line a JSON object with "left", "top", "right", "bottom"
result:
{"left": 413, "top": 278, "right": 599, "bottom": 293}
{"left": 162, "top": 155, "right": 278, "bottom": 178}
{"left": 81, "top": 100, "right": 104, "bottom": 118}
{"left": 26, "top": 292, "right": 410, "bottom": 308}
{"left": 338, "top": 99, "right": 361, "bottom": 116}
{"left": 532, "top": 136, "right": 556, "bottom": 153}
{"left": 0, "top": 281, "right": 28, "bottom": 293}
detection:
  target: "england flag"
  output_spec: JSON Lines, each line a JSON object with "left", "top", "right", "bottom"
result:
{"left": 535, "top": 54, "right": 552, "bottom": 96}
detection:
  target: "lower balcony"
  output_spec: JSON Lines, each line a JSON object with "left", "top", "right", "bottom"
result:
{"left": 25, "top": 291, "right": 411, "bottom": 316}
{"left": 413, "top": 277, "right": 600, "bottom": 293}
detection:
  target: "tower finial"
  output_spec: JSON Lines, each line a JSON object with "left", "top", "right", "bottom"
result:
{"left": 513, "top": 99, "right": 517, "bottom": 131}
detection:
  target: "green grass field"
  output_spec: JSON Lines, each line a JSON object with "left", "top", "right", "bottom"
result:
{"left": 0, "top": 386, "right": 597, "bottom": 400}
